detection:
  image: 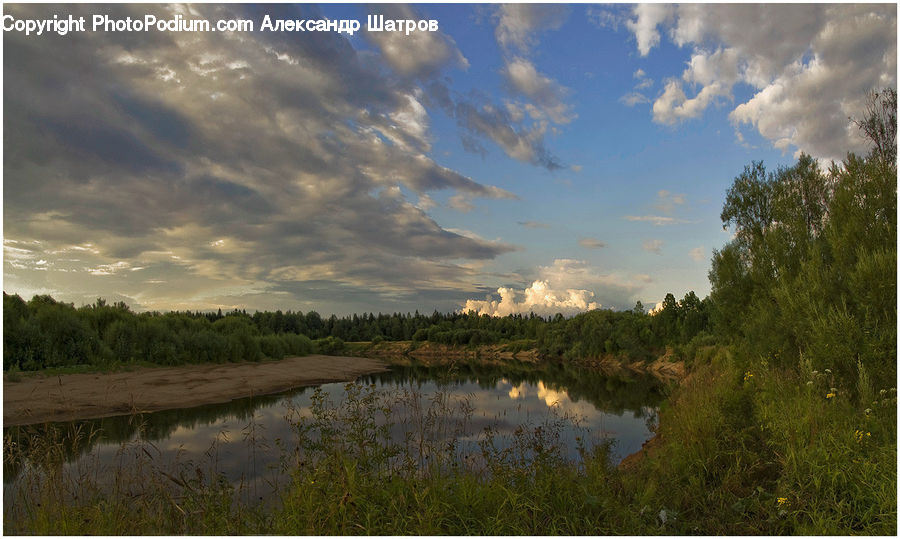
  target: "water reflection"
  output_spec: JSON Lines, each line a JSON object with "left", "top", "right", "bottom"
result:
{"left": 4, "top": 362, "right": 665, "bottom": 503}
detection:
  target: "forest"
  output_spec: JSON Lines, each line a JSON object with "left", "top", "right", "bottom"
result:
{"left": 3, "top": 288, "right": 709, "bottom": 371}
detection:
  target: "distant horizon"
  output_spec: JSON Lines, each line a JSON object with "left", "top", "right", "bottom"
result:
{"left": 4, "top": 4, "right": 896, "bottom": 317}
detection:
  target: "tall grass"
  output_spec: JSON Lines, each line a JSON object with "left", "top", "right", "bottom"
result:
{"left": 273, "top": 382, "right": 627, "bottom": 534}
{"left": 622, "top": 348, "right": 896, "bottom": 535}
{"left": 4, "top": 418, "right": 267, "bottom": 534}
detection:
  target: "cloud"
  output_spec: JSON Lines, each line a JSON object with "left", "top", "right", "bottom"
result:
{"left": 448, "top": 194, "right": 474, "bottom": 213}
{"left": 654, "top": 190, "right": 687, "bottom": 214}
{"left": 3, "top": 3, "right": 520, "bottom": 314}
{"left": 365, "top": 4, "right": 469, "bottom": 79}
{"left": 495, "top": 4, "right": 569, "bottom": 53}
{"left": 633, "top": 68, "right": 654, "bottom": 89}
{"left": 578, "top": 238, "right": 608, "bottom": 249}
{"left": 652, "top": 77, "right": 734, "bottom": 125}
{"left": 463, "top": 280, "right": 599, "bottom": 318}
{"left": 461, "top": 259, "right": 647, "bottom": 316}
{"left": 632, "top": 273, "right": 653, "bottom": 284}
{"left": 627, "top": 4, "right": 896, "bottom": 160}
{"left": 626, "top": 4, "right": 675, "bottom": 56}
{"left": 518, "top": 220, "right": 551, "bottom": 229}
{"left": 485, "top": 4, "right": 573, "bottom": 168}
{"left": 620, "top": 92, "right": 650, "bottom": 107}
{"left": 586, "top": 6, "right": 628, "bottom": 31}
{"left": 621, "top": 66, "right": 655, "bottom": 107}
{"left": 689, "top": 246, "right": 705, "bottom": 262}
{"left": 416, "top": 193, "right": 437, "bottom": 211}
{"left": 503, "top": 57, "right": 574, "bottom": 124}
{"left": 448, "top": 97, "right": 564, "bottom": 169}
{"left": 625, "top": 190, "right": 693, "bottom": 227}
{"left": 642, "top": 240, "right": 664, "bottom": 254}
{"left": 625, "top": 215, "right": 691, "bottom": 226}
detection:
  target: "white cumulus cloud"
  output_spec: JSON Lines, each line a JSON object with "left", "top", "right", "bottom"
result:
{"left": 463, "top": 280, "right": 599, "bottom": 318}
{"left": 626, "top": 4, "right": 674, "bottom": 56}
{"left": 626, "top": 4, "right": 896, "bottom": 160}
{"left": 462, "top": 259, "right": 646, "bottom": 317}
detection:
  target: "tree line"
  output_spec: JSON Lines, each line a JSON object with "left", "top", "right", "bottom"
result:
{"left": 3, "top": 289, "right": 710, "bottom": 371}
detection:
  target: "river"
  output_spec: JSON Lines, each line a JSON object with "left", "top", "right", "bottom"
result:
{"left": 4, "top": 361, "right": 665, "bottom": 507}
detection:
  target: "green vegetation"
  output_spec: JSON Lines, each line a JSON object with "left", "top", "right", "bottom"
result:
{"left": 3, "top": 295, "right": 317, "bottom": 371}
{"left": 3, "top": 89, "right": 895, "bottom": 534}
{"left": 710, "top": 97, "right": 896, "bottom": 388}
{"left": 3, "top": 290, "right": 708, "bottom": 371}
{"left": 656, "top": 86, "right": 897, "bottom": 533}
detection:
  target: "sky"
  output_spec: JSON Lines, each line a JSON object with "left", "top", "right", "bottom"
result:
{"left": 3, "top": 3, "right": 897, "bottom": 316}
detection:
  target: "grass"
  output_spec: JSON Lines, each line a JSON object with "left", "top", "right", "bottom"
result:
{"left": 4, "top": 349, "right": 896, "bottom": 535}
{"left": 620, "top": 349, "right": 896, "bottom": 534}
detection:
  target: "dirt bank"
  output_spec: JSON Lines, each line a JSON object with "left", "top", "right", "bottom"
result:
{"left": 349, "top": 341, "right": 684, "bottom": 381}
{"left": 3, "top": 355, "right": 389, "bottom": 426}
{"left": 351, "top": 341, "right": 540, "bottom": 365}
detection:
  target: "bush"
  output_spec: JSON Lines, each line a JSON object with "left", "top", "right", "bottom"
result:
{"left": 313, "top": 336, "right": 345, "bottom": 355}
{"left": 258, "top": 335, "right": 286, "bottom": 360}
{"left": 280, "top": 333, "right": 313, "bottom": 356}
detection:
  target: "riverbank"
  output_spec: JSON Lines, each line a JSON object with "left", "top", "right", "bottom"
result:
{"left": 346, "top": 340, "right": 685, "bottom": 380}
{"left": 3, "top": 342, "right": 684, "bottom": 426}
{"left": 6, "top": 346, "right": 894, "bottom": 534}
{"left": 3, "top": 355, "right": 388, "bottom": 426}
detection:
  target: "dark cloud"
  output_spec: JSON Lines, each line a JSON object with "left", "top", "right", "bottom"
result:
{"left": 4, "top": 3, "right": 524, "bottom": 314}
{"left": 450, "top": 97, "right": 563, "bottom": 170}
{"left": 38, "top": 117, "right": 183, "bottom": 174}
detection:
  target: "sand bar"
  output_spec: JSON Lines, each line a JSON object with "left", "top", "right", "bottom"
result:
{"left": 3, "top": 355, "right": 389, "bottom": 426}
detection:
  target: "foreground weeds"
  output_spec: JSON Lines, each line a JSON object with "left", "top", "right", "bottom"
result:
{"left": 4, "top": 418, "right": 267, "bottom": 535}
{"left": 624, "top": 350, "right": 896, "bottom": 535}
{"left": 4, "top": 354, "right": 896, "bottom": 534}
{"left": 273, "top": 383, "right": 630, "bottom": 534}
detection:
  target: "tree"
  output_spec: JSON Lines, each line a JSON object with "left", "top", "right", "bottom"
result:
{"left": 853, "top": 87, "right": 897, "bottom": 168}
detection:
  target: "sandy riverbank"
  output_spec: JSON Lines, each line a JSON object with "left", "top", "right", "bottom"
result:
{"left": 3, "top": 355, "right": 389, "bottom": 426}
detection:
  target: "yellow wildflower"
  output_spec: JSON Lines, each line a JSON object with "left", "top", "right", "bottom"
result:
{"left": 776, "top": 497, "right": 788, "bottom": 507}
{"left": 744, "top": 371, "right": 754, "bottom": 382}
{"left": 826, "top": 392, "right": 835, "bottom": 399}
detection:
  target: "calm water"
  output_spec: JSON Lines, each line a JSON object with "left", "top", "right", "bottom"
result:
{"left": 4, "top": 362, "right": 664, "bottom": 503}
